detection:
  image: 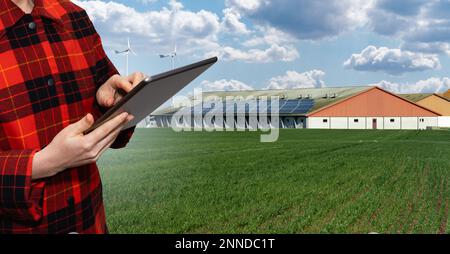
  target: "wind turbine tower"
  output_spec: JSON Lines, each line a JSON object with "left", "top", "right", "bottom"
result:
{"left": 159, "top": 44, "right": 177, "bottom": 70}
{"left": 114, "top": 37, "right": 137, "bottom": 76}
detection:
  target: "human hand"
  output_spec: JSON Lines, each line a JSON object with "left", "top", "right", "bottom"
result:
{"left": 96, "top": 72, "right": 146, "bottom": 107}
{"left": 32, "top": 112, "right": 133, "bottom": 180}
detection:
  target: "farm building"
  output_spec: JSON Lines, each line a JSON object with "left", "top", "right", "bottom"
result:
{"left": 307, "top": 87, "right": 440, "bottom": 129}
{"left": 444, "top": 89, "right": 450, "bottom": 99}
{"left": 400, "top": 93, "right": 450, "bottom": 127}
{"left": 401, "top": 93, "right": 450, "bottom": 116}
{"left": 146, "top": 86, "right": 446, "bottom": 130}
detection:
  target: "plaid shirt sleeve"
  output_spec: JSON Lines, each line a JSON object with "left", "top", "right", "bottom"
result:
{"left": 0, "top": 149, "right": 45, "bottom": 222}
{"left": 88, "top": 18, "right": 135, "bottom": 149}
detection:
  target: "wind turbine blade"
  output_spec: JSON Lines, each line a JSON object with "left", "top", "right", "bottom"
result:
{"left": 127, "top": 37, "right": 130, "bottom": 49}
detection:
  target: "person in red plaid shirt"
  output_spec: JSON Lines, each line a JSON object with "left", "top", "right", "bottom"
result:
{"left": 0, "top": 0, "right": 145, "bottom": 233}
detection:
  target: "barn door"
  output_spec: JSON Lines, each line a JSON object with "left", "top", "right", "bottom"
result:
{"left": 372, "top": 118, "right": 377, "bottom": 129}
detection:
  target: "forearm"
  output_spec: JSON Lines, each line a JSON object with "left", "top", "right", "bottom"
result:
{"left": 31, "top": 148, "right": 59, "bottom": 180}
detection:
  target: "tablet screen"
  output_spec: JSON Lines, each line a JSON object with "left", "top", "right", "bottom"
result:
{"left": 84, "top": 57, "right": 218, "bottom": 134}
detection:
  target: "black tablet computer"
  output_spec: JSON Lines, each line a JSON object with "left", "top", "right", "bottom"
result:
{"left": 84, "top": 56, "right": 218, "bottom": 134}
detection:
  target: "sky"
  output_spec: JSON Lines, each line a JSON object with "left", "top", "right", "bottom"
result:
{"left": 73, "top": 0, "right": 450, "bottom": 95}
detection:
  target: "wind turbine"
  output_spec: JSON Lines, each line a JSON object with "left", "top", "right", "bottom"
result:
{"left": 159, "top": 44, "right": 177, "bottom": 70}
{"left": 114, "top": 37, "right": 137, "bottom": 76}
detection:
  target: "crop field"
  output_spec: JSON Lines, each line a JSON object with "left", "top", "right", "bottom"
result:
{"left": 98, "top": 128, "right": 450, "bottom": 234}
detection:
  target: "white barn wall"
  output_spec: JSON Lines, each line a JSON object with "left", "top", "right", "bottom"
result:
{"left": 401, "top": 117, "right": 418, "bottom": 130}
{"left": 330, "top": 117, "right": 348, "bottom": 129}
{"left": 154, "top": 115, "right": 443, "bottom": 130}
{"left": 384, "top": 117, "right": 401, "bottom": 129}
{"left": 348, "top": 117, "right": 366, "bottom": 129}
{"left": 419, "top": 117, "right": 438, "bottom": 129}
{"left": 438, "top": 117, "right": 450, "bottom": 127}
{"left": 308, "top": 116, "right": 441, "bottom": 130}
{"left": 308, "top": 117, "right": 330, "bottom": 129}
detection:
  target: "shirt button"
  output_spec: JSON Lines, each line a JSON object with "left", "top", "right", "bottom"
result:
{"left": 47, "top": 78, "right": 55, "bottom": 86}
{"left": 28, "top": 22, "right": 36, "bottom": 30}
{"left": 67, "top": 196, "right": 75, "bottom": 206}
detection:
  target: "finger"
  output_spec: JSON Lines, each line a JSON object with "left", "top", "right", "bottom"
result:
{"left": 86, "top": 112, "right": 129, "bottom": 142}
{"left": 71, "top": 115, "right": 134, "bottom": 166}
{"left": 113, "top": 94, "right": 123, "bottom": 105}
{"left": 128, "top": 72, "right": 145, "bottom": 87}
{"left": 78, "top": 116, "right": 131, "bottom": 165}
{"left": 114, "top": 75, "right": 134, "bottom": 93}
{"left": 76, "top": 135, "right": 117, "bottom": 166}
{"left": 94, "top": 137, "right": 117, "bottom": 161}
{"left": 96, "top": 115, "right": 132, "bottom": 147}
{"left": 92, "top": 124, "right": 124, "bottom": 158}
{"left": 97, "top": 85, "right": 116, "bottom": 107}
{"left": 69, "top": 114, "right": 94, "bottom": 134}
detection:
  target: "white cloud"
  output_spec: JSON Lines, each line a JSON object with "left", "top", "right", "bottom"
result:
{"left": 200, "top": 69, "right": 327, "bottom": 92}
{"left": 405, "top": 20, "right": 450, "bottom": 44}
{"left": 367, "top": 8, "right": 411, "bottom": 36}
{"left": 373, "top": 77, "right": 450, "bottom": 94}
{"left": 344, "top": 46, "right": 440, "bottom": 75}
{"left": 73, "top": 0, "right": 220, "bottom": 55}
{"left": 221, "top": 8, "right": 250, "bottom": 34}
{"left": 226, "top": 0, "right": 372, "bottom": 40}
{"left": 201, "top": 79, "right": 254, "bottom": 91}
{"left": 74, "top": 0, "right": 298, "bottom": 63}
{"left": 224, "top": 0, "right": 450, "bottom": 57}
{"left": 375, "top": 0, "right": 428, "bottom": 16}
{"left": 242, "top": 26, "right": 296, "bottom": 47}
{"left": 266, "top": 70, "right": 326, "bottom": 90}
{"left": 137, "top": 0, "right": 157, "bottom": 4}
{"left": 212, "top": 44, "right": 299, "bottom": 63}
{"left": 402, "top": 42, "right": 450, "bottom": 57}
{"left": 366, "top": 0, "right": 450, "bottom": 56}
{"left": 225, "top": 0, "right": 263, "bottom": 13}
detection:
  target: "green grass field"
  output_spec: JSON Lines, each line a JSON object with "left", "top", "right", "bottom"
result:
{"left": 98, "top": 128, "right": 450, "bottom": 234}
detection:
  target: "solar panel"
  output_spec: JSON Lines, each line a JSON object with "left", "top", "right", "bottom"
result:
{"left": 174, "top": 99, "right": 314, "bottom": 116}
{"left": 290, "top": 99, "right": 314, "bottom": 114}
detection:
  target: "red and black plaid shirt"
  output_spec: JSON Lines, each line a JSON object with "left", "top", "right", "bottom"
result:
{"left": 0, "top": 0, "right": 134, "bottom": 233}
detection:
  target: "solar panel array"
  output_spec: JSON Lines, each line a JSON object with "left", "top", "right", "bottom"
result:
{"left": 176, "top": 99, "right": 315, "bottom": 115}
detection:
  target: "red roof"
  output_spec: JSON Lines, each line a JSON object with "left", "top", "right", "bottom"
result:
{"left": 308, "top": 87, "right": 441, "bottom": 117}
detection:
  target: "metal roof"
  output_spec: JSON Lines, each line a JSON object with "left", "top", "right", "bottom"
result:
{"left": 152, "top": 86, "right": 372, "bottom": 116}
{"left": 307, "top": 87, "right": 441, "bottom": 117}
{"left": 398, "top": 93, "right": 433, "bottom": 102}
{"left": 444, "top": 89, "right": 450, "bottom": 99}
